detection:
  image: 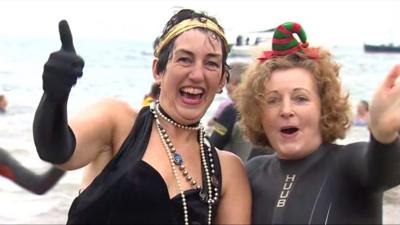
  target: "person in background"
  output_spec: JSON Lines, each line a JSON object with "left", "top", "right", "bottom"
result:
{"left": 234, "top": 22, "right": 400, "bottom": 224}
{"left": 0, "top": 147, "right": 65, "bottom": 194}
{"left": 0, "top": 94, "right": 8, "bottom": 113}
{"left": 0, "top": 94, "right": 64, "bottom": 192}
{"left": 353, "top": 99, "right": 369, "bottom": 126}
{"left": 207, "top": 61, "right": 245, "bottom": 129}
{"left": 207, "top": 99, "right": 232, "bottom": 129}
{"left": 209, "top": 61, "right": 253, "bottom": 161}
{"left": 32, "top": 9, "right": 250, "bottom": 224}
{"left": 141, "top": 82, "right": 160, "bottom": 107}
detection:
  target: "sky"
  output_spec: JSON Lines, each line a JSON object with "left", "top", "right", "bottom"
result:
{"left": 0, "top": 0, "right": 399, "bottom": 46}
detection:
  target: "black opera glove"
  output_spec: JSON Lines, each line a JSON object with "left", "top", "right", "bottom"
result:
{"left": 42, "top": 20, "right": 84, "bottom": 101}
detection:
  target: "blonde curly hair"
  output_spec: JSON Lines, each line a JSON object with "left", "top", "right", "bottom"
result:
{"left": 233, "top": 48, "right": 352, "bottom": 147}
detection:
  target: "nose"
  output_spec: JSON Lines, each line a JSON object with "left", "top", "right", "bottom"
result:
{"left": 188, "top": 61, "right": 205, "bottom": 82}
{"left": 280, "top": 99, "right": 294, "bottom": 118}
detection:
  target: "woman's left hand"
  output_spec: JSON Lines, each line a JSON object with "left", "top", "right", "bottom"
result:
{"left": 369, "top": 64, "right": 400, "bottom": 143}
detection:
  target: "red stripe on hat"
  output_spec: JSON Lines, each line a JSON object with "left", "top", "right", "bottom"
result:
{"left": 272, "top": 37, "right": 295, "bottom": 44}
{"left": 273, "top": 45, "right": 302, "bottom": 56}
{"left": 277, "top": 25, "right": 292, "bottom": 35}
{"left": 292, "top": 23, "right": 301, "bottom": 33}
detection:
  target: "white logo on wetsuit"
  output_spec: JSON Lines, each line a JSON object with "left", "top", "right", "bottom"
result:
{"left": 277, "top": 174, "right": 296, "bottom": 208}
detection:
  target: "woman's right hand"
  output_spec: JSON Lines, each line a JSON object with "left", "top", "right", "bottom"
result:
{"left": 42, "top": 20, "right": 84, "bottom": 101}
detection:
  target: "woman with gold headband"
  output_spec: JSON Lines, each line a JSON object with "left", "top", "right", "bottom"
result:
{"left": 32, "top": 9, "right": 251, "bottom": 224}
{"left": 234, "top": 22, "right": 400, "bottom": 224}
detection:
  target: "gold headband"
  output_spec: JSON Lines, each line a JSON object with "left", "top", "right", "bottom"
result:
{"left": 155, "top": 18, "right": 228, "bottom": 57}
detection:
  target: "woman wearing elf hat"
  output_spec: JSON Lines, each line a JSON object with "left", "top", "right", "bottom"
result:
{"left": 234, "top": 22, "right": 400, "bottom": 224}
{"left": 33, "top": 9, "right": 251, "bottom": 224}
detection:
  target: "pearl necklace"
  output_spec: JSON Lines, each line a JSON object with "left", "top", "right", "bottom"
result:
{"left": 155, "top": 102, "right": 201, "bottom": 130}
{"left": 150, "top": 102, "right": 219, "bottom": 225}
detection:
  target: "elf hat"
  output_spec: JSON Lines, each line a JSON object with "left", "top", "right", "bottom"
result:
{"left": 258, "top": 22, "right": 318, "bottom": 63}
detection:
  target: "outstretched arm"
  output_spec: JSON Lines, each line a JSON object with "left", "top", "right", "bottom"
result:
{"left": 344, "top": 65, "right": 400, "bottom": 190}
{"left": 367, "top": 64, "right": 400, "bottom": 190}
{"left": 0, "top": 147, "right": 65, "bottom": 195}
{"left": 369, "top": 64, "right": 400, "bottom": 143}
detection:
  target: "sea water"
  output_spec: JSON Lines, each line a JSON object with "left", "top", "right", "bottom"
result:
{"left": 0, "top": 36, "right": 400, "bottom": 223}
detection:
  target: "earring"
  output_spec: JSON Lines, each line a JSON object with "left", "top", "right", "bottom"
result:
{"left": 217, "top": 89, "right": 223, "bottom": 94}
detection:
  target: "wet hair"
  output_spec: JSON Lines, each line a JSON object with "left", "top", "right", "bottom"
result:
{"left": 233, "top": 49, "right": 352, "bottom": 147}
{"left": 154, "top": 9, "right": 230, "bottom": 80}
{"left": 152, "top": 37, "right": 160, "bottom": 51}
{"left": 149, "top": 82, "right": 160, "bottom": 98}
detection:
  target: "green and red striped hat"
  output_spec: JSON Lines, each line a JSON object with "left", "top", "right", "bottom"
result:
{"left": 258, "top": 22, "right": 318, "bottom": 63}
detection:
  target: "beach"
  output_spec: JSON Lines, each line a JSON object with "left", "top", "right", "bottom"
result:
{"left": 1, "top": 36, "right": 400, "bottom": 223}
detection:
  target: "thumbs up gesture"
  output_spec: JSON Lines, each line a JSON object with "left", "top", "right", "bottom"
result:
{"left": 42, "top": 20, "right": 85, "bottom": 101}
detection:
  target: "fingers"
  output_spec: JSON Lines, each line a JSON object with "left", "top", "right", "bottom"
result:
{"left": 383, "top": 64, "right": 400, "bottom": 89}
{"left": 59, "top": 20, "right": 76, "bottom": 53}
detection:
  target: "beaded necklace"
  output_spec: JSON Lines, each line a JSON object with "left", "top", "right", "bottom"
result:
{"left": 150, "top": 102, "right": 219, "bottom": 225}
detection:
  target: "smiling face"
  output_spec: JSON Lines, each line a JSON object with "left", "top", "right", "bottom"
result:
{"left": 153, "top": 29, "right": 226, "bottom": 125}
{"left": 260, "top": 67, "right": 322, "bottom": 160}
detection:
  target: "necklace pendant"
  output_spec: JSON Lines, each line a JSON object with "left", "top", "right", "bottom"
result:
{"left": 199, "top": 189, "right": 208, "bottom": 203}
{"left": 173, "top": 153, "right": 184, "bottom": 166}
{"left": 211, "top": 175, "right": 219, "bottom": 187}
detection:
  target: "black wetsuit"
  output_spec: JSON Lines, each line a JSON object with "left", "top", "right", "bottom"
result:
{"left": 246, "top": 137, "right": 400, "bottom": 224}
{"left": 0, "top": 147, "right": 65, "bottom": 194}
{"left": 67, "top": 106, "right": 222, "bottom": 224}
{"left": 210, "top": 103, "right": 253, "bottom": 161}
{"left": 209, "top": 102, "right": 237, "bottom": 149}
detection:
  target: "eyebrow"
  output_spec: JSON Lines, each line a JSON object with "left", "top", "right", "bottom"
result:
{"left": 174, "top": 49, "right": 222, "bottom": 59}
{"left": 265, "top": 88, "right": 312, "bottom": 96}
{"left": 293, "top": 88, "right": 312, "bottom": 94}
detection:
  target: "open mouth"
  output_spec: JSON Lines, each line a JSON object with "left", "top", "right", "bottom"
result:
{"left": 280, "top": 126, "right": 299, "bottom": 135}
{"left": 180, "top": 87, "right": 204, "bottom": 100}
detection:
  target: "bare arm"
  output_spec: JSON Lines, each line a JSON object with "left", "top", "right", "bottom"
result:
{"left": 216, "top": 150, "right": 251, "bottom": 224}
{"left": 61, "top": 99, "right": 136, "bottom": 170}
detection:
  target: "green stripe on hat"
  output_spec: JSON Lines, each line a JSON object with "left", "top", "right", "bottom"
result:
{"left": 272, "top": 22, "right": 307, "bottom": 54}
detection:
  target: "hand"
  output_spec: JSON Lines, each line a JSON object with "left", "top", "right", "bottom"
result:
{"left": 42, "top": 20, "right": 84, "bottom": 101}
{"left": 369, "top": 64, "right": 400, "bottom": 143}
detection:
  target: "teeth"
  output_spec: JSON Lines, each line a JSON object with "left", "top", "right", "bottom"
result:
{"left": 182, "top": 87, "right": 203, "bottom": 95}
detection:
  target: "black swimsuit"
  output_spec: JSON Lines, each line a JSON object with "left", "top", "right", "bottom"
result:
{"left": 67, "top": 106, "right": 222, "bottom": 224}
{"left": 247, "top": 137, "right": 400, "bottom": 224}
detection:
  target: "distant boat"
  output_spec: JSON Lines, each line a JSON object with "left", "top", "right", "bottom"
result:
{"left": 364, "top": 43, "right": 400, "bottom": 53}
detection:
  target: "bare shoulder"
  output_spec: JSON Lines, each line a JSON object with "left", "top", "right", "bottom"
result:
{"left": 93, "top": 98, "right": 140, "bottom": 144}
{"left": 214, "top": 148, "right": 251, "bottom": 224}
{"left": 93, "top": 98, "right": 137, "bottom": 115}
{"left": 72, "top": 98, "right": 138, "bottom": 122}
{"left": 216, "top": 149, "right": 247, "bottom": 180}
{"left": 69, "top": 98, "right": 139, "bottom": 155}
{"left": 216, "top": 149, "right": 245, "bottom": 167}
